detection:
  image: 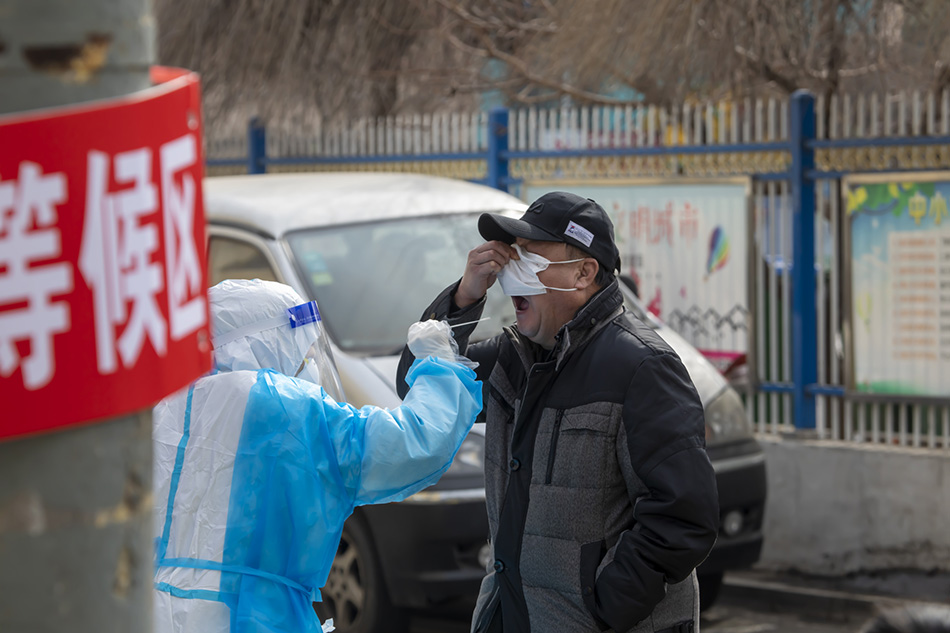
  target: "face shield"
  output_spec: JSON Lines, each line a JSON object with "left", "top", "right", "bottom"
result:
{"left": 286, "top": 302, "right": 345, "bottom": 401}
{"left": 212, "top": 299, "right": 345, "bottom": 402}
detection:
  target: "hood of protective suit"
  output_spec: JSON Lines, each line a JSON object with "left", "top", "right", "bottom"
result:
{"left": 209, "top": 279, "right": 315, "bottom": 377}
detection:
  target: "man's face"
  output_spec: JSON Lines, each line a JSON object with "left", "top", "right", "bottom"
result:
{"left": 510, "top": 238, "right": 586, "bottom": 349}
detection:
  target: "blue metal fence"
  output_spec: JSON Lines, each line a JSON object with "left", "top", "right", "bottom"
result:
{"left": 204, "top": 92, "right": 950, "bottom": 446}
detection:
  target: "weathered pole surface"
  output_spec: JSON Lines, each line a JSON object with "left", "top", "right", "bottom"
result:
{"left": 0, "top": 1, "right": 156, "bottom": 631}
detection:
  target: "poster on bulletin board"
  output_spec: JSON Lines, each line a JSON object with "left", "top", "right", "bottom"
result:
{"left": 846, "top": 172, "right": 950, "bottom": 397}
{"left": 521, "top": 179, "right": 750, "bottom": 372}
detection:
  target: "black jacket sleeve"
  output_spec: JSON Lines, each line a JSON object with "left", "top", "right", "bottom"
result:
{"left": 395, "top": 280, "right": 501, "bottom": 399}
{"left": 593, "top": 352, "right": 720, "bottom": 632}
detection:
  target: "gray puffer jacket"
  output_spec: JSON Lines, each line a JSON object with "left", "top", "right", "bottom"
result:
{"left": 398, "top": 279, "right": 719, "bottom": 633}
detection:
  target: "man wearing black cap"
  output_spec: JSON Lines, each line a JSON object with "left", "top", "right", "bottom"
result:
{"left": 397, "top": 192, "right": 719, "bottom": 633}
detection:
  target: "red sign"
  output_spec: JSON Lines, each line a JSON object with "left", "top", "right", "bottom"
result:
{"left": 0, "top": 67, "right": 212, "bottom": 440}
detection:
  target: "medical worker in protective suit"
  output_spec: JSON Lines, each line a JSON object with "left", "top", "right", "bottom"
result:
{"left": 153, "top": 279, "right": 482, "bottom": 633}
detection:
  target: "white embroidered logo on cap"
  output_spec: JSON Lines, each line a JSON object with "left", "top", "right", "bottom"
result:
{"left": 565, "top": 221, "right": 594, "bottom": 247}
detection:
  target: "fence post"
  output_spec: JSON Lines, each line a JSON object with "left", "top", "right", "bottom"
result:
{"left": 789, "top": 91, "right": 818, "bottom": 431}
{"left": 248, "top": 116, "right": 267, "bottom": 174}
{"left": 487, "top": 108, "right": 509, "bottom": 192}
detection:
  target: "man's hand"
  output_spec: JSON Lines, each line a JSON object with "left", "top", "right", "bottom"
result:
{"left": 455, "top": 241, "right": 518, "bottom": 308}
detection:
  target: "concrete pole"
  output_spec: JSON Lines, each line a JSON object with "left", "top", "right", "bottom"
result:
{"left": 0, "top": 1, "right": 156, "bottom": 631}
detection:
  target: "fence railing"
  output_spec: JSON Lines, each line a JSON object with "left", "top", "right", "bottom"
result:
{"left": 205, "top": 90, "right": 950, "bottom": 451}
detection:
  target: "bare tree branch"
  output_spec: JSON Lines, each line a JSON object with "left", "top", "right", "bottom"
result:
{"left": 152, "top": 0, "right": 950, "bottom": 133}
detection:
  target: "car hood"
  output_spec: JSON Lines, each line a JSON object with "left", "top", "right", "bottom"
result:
{"left": 358, "top": 354, "right": 403, "bottom": 400}
{"left": 360, "top": 328, "right": 727, "bottom": 409}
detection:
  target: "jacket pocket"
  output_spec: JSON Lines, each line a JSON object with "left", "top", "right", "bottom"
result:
{"left": 472, "top": 582, "right": 501, "bottom": 633}
{"left": 546, "top": 410, "right": 614, "bottom": 489}
{"left": 484, "top": 385, "right": 515, "bottom": 467}
{"left": 544, "top": 409, "right": 564, "bottom": 484}
{"left": 579, "top": 540, "right": 610, "bottom": 631}
{"left": 489, "top": 383, "right": 514, "bottom": 414}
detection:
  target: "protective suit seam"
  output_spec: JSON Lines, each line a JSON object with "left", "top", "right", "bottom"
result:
{"left": 155, "top": 385, "right": 196, "bottom": 570}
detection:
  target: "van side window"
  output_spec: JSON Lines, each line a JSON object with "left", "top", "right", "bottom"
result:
{"left": 208, "top": 236, "right": 279, "bottom": 286}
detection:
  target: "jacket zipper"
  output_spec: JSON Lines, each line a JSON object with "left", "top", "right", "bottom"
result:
{"left": 545, "top": 409, "right": 564, "bottom": 484}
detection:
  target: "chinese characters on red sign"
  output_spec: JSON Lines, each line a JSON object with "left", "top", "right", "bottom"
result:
{"left": 0, "top": 69, "right": 212, "bottom": 440}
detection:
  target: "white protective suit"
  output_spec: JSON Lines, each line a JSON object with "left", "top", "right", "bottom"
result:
{"left": 153, "top": 279, "right": 482, "bottom": 633}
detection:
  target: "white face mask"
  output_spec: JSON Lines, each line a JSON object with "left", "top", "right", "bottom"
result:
{"left": 497, "top": 244, "right": 585, "bottom": 296}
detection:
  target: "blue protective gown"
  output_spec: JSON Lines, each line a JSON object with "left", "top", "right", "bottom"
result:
{"left": 153, "top": 357, "right": 481, "bottom": 633}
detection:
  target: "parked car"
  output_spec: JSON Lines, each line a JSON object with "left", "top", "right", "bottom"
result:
{"left": 203, "top": 172, "right": 766, "bottom": 630}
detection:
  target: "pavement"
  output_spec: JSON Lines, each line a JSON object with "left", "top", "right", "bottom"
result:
{"left": 721, "top": 568, "right": 950, "bottom": 621}
{"left": 410, "top": 568, "right": 949, "bottom": 633}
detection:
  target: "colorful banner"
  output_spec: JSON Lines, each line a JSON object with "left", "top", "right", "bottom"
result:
{"left": 847, "top": 174, "right": 950, "bottom": 396}
{"left": 522, "top": 180, "right": 749, "bottom": 369}
{"left": 0, "top": 68, "right": 212, "bottom": 439}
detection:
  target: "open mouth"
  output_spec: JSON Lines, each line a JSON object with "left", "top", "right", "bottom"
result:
{"left": 513, "top": 296, "right": 529, "bottom": 313}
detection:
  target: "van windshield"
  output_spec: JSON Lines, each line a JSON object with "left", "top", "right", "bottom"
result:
{"left": 286, "top": 213, "right": 519, "bottom": 355}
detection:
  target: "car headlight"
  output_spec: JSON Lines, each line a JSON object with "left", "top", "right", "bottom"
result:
{"left": 446, "top": 431, "right": 485, "bottom": 477}
{"left": 704, "top": 387, "right": 754, "bottom": 446}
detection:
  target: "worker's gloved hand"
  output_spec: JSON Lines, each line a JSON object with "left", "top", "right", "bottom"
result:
{"left": 407, "top": 320, "right": 477, "bottom": 369}
{"left": 408, "top": 319, "right": 457, "bottom": 361}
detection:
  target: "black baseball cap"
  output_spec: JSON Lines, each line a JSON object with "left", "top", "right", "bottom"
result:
{"left": 478, "top": 192, "right": 621, "bottom": 273}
